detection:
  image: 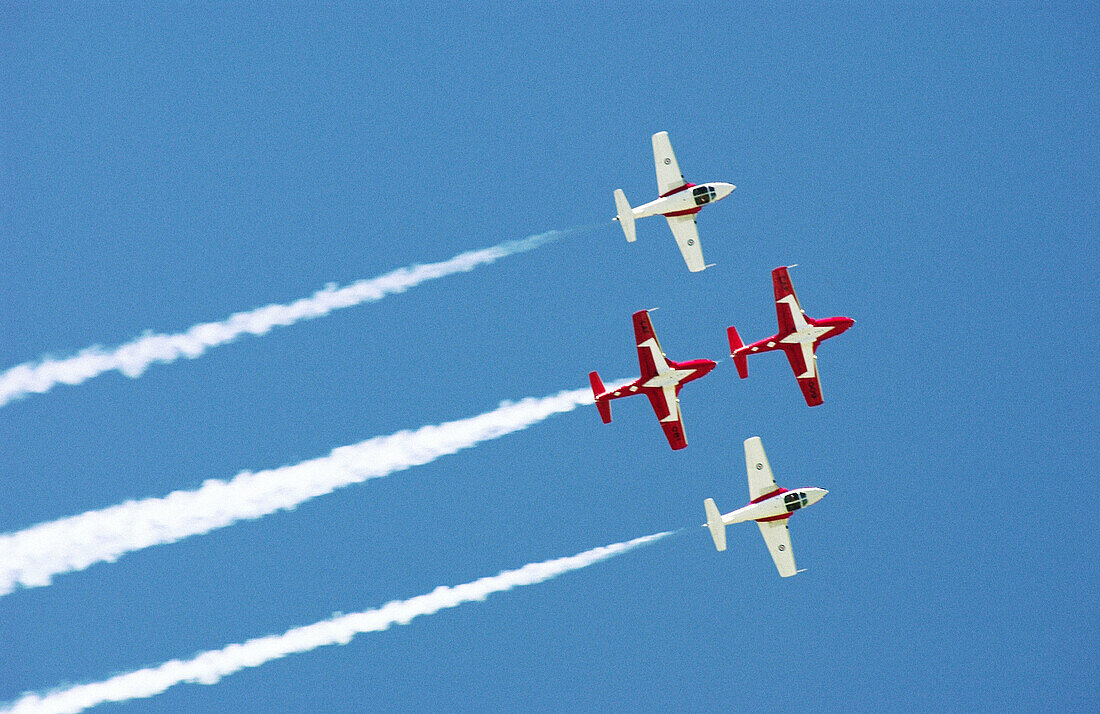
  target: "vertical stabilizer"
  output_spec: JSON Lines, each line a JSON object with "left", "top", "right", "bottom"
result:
{"left": 727, "top": 326, "right": 748, "bottom": 379}
{"left": 614, "top": 189, "right": 636, "bottom": 242}
{"left": 704, "top": 498, "right": 727, "bottom": 551}
{"left": 589, "top": 371, "right": 612, "bottom": 423}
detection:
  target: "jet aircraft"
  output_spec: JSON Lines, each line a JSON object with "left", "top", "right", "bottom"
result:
{"left": 613, "top": 131, "right": 735, "bottom": 272}
{"left": 726, "top": 266, "right": 854, "bottom": 406}
{"left": 589, "top": 310, "right": 715, "bottom": 450}
{"left": 704, "top": 437, "right": 828, "bottom": 577}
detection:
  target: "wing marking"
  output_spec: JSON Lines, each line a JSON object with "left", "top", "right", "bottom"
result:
{"left": 796, "top": 373, "right": 824, "bottom": 406}
{"left": 773, "top": 267, "right": 807, "bottom": 333}
{"left": 665, "top": 215, "right": 706, "bottom": 272}
{"left": 633, "top": 311, "right": 668, "bottom": 378}
{"left": 757, "top": 520, "right": 798, "bottom": 577}
{"left": 744, "top": 437, "right": 779, "bottom": 501}
{"left": 784, "top": 346, "right": 823, "bottom": 406}
{"left": 644, "top": 388, "right": 687, "bottom": 449}
{"left": 652, "top": 131, "right": 686, "bottom": 196}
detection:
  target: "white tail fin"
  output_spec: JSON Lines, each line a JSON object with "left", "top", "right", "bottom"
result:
{"left": 704, "top": 498, "right": 726, "bottom": 551}
{"left": 613, "top": 189, "right": 636, "bottom": 242}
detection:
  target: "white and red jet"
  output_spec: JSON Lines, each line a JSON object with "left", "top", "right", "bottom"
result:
{"left": 613, "top": 131, "right": 736, "bottom": 272}
{"left": 589, "top": 310, "right": 715, "bottom": 450}
{"left": 704, "top": 437, "right": 828, "bottom": 577}
{"left": 727, "top": 266, "right": 854, "bottom": 407}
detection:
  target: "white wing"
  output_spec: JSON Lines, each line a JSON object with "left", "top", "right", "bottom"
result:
{"left": 652, "top": 131, "right": 686, "bottom": 196}
{"left": 744, "top": 437, "right": 779, "bottom": 501}
{"left": 665, "top": 215, "right": 706, "bottom": 272}
{"left": 757, "top": 520, "right": 798, "bottom": 577}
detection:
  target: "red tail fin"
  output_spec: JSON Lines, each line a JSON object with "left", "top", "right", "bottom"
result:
{"left": 727, "top": 326, "right": 749, "bottom": 379}
{"left": 588, "top": 371, "right": 612, "bottom": 423}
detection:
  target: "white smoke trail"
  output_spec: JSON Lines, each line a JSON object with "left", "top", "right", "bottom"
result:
{"left": 0, "top": 230, "right": 569, "bottom": 408}
{"left": 0, "top": 382, "right": 622, "bottom": 596}
{"left": 3, "top": 531, "right": 671, "bottom": 714}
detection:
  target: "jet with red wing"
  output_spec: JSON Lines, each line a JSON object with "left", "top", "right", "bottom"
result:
{"left": 704, "top": 437, "right": 828, "bottom": 577}
{"left": 589, "top": 310, "right": 715, "bottom": 450}
{"left": 727, "top": 266, "right": 854, "bottom": 406}
{"left": 612, "top": 131, "right": 736, "bottom": 272}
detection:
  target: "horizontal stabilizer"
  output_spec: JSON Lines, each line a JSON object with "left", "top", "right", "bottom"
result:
{"left": 589, "top": 371, "right": 612, "bottom": 423}
{"left": 727, "top": 326, "right": 748, "bottom": 379}
{"left": 704, "top": 498, "right": 727, "bottom": 551}
{"left": 614, "top": 189, "right": 636, "bottom": 242}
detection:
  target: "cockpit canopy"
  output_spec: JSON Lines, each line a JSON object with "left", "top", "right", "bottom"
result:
{"left": 784, "top": 491, "right": 809, "bottom": 512}
{"left": 693, "top": 185, "right": 717, "bottom": 206}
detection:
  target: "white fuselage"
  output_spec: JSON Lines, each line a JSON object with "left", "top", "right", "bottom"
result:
{"left": 721, "top": 487, "right": 828, "bottom": 525}
{"left": 632, "top": 182, "right": 736, "bottom": 219}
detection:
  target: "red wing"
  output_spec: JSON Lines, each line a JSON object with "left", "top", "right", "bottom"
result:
{"left": 784, "top": 344, "right": 810, "bottom": 379}
{"left": 783, "top": 344, "right": 823, "bottom": 406}
{"left": 646, "top": 389, "right": 687, "bottom": 449}
{"left": 645, "top": 389, "right": 672, "bottom": 422}
{"left": 632, "top": 309, "right": 658, "bottom": 346}
{"left": 660, "top": 418, "right": 689, "bottom": 450}
{"left": 632, "top": 310, "right": 666, "bottom": 379}
{"left": 784, "top": 345, "right": 824, "bottom": 406}
{"left": 797, "top": 375, "right": 824, "bottom": 407}
{"left": 772, "top": 266, "right": 803, "bottom": 334}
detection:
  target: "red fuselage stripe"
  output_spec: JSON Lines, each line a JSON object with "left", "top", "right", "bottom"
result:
{"left": 662, "top": 207, "right": 703, "bottom": 217}
{"left": 750, "top": 487, "right": 787, "bottom": 504}
{"left": 660, "top": 182, "right": 695, "bottom": 198}
{"left": 756, "top": 513, "right": 793, "bottom": 523}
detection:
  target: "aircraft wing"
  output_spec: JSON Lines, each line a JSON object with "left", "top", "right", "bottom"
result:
{"left": 647, "top": 387, "right": 687, "bottom": 450}
{"left": 773, "top": 266, "right": 808, "bottom": 333}
{"left": 757, "top": 519, "right": 798, "bottom": 577}
{"left": 784, "top": 344, "right": 824, "bottom": 406}
{"left": 796, "top": 374, "right": 823, "bottom": 406}
{"left": 744, "top": 436, "right": 780, "bottom": 501}
{"left": 633, "top": 310, "right": 666, "bottom": 379}
{"left": 665, "top": 215, "right": 706, "bottom": 272}
{"left": 652, "top": 131, "right": 687, "bottom": 196}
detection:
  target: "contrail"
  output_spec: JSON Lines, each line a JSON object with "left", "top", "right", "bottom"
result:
{"left": 0, "top": 229, "right": 571, "bottom": 408}
{"left": 2, "top": 531, "right": 672, "bottom": 714}
{"left": 0, "top": 381, "right": 623, "bottom": 596}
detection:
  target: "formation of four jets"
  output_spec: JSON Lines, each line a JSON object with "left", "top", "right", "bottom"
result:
{"left": 595, "top": 131, "right": 853, "bottom": 577}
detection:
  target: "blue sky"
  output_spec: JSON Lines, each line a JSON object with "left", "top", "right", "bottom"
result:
{"left": 1, "top": 2, "right": 1097, "bottom": 711}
